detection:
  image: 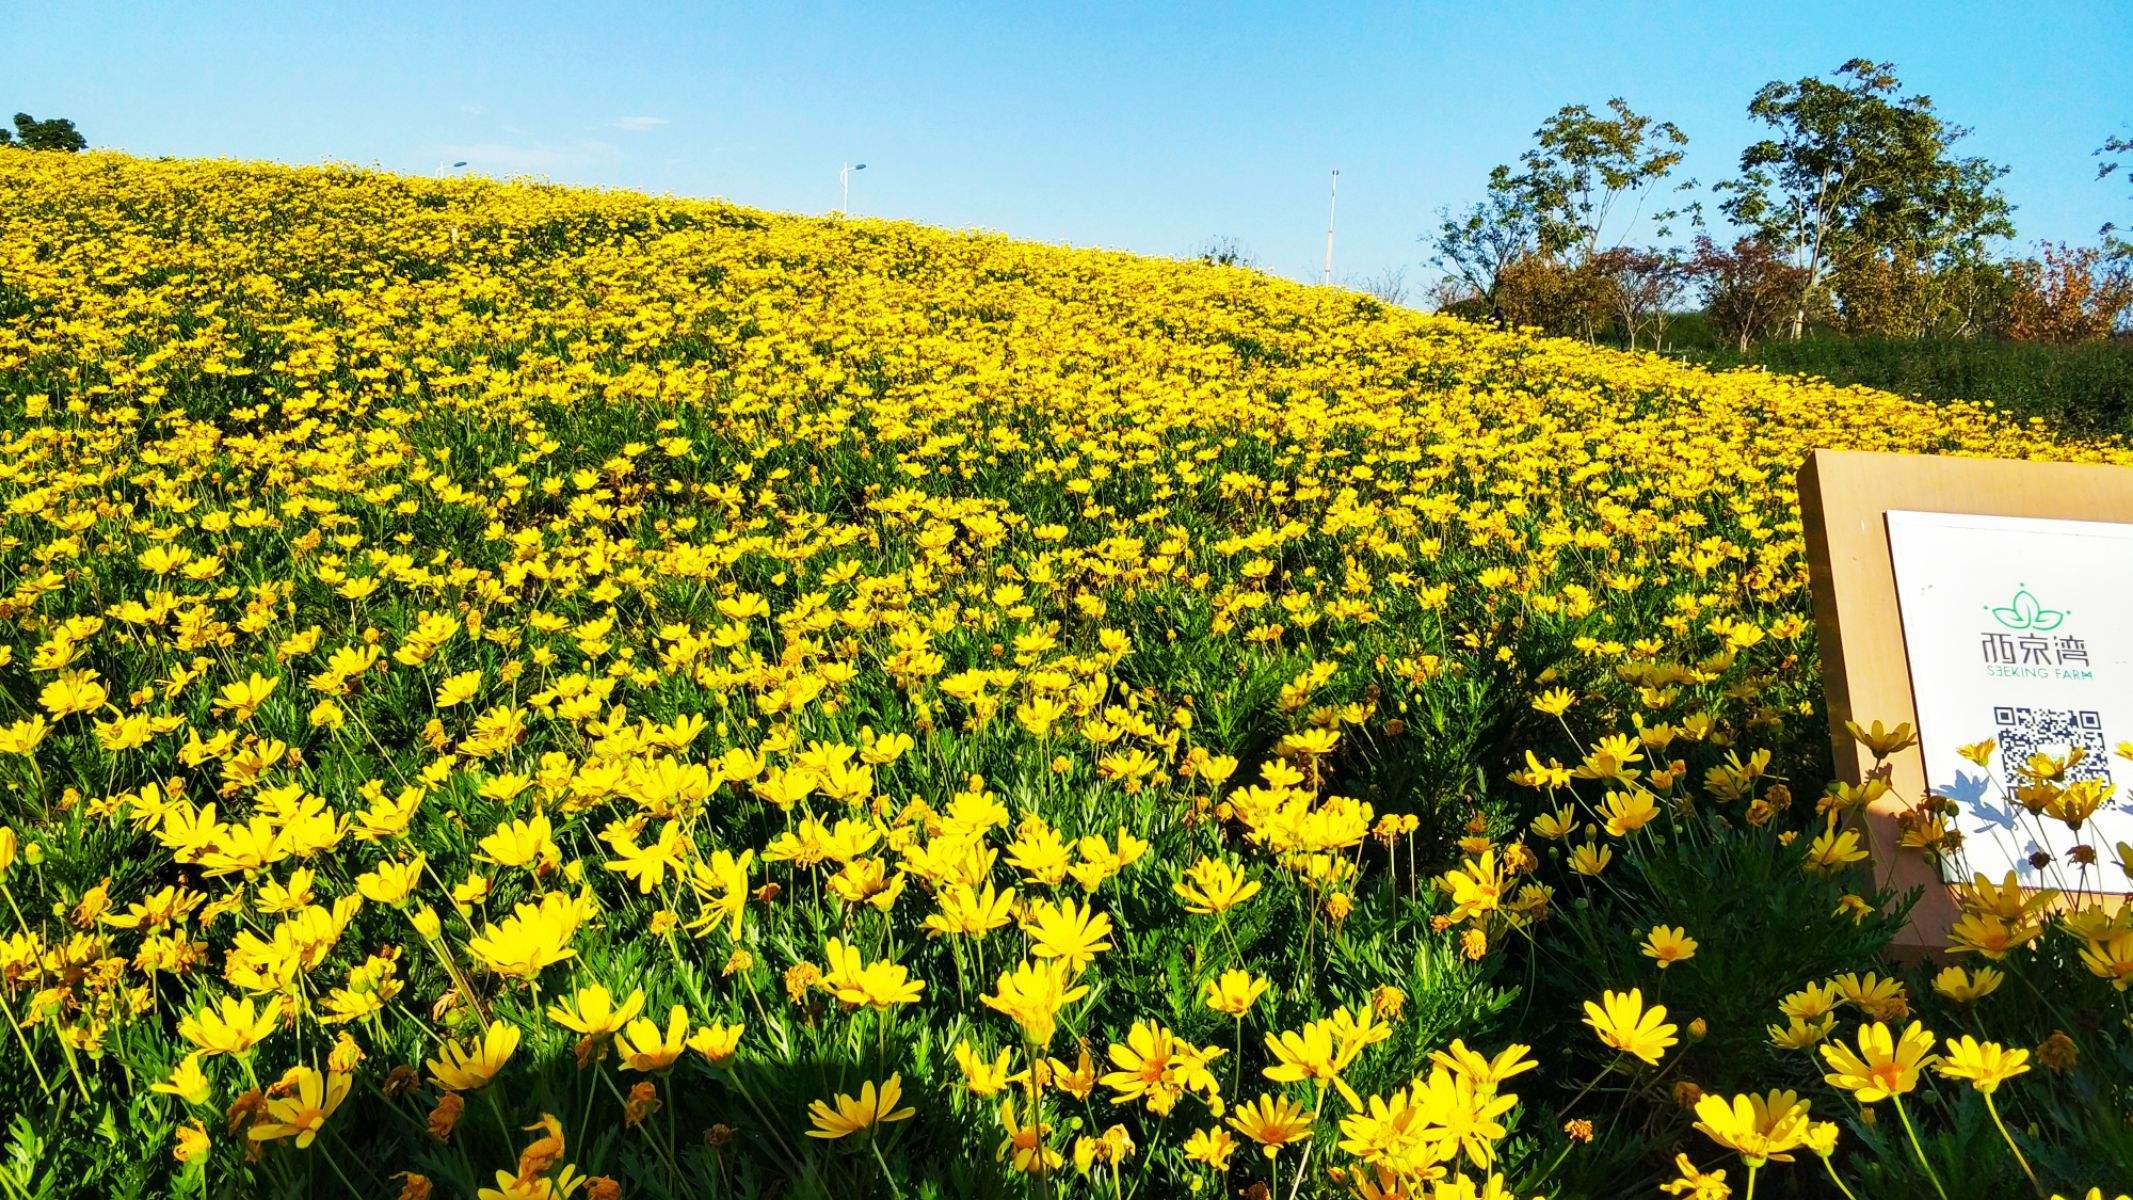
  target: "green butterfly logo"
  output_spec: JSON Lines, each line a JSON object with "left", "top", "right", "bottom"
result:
{"left": 1989, "top": 587, "right": 2066, "bottom": 632}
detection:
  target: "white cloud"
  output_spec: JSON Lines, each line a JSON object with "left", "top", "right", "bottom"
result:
{"left": 612, "top": 116, "right": 670, "bottom": 132}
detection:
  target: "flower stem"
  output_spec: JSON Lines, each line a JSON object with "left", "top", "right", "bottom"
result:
{"left": 1892, "top": 1095, "right": 1951, "bottom": 1200}
{"left": 1983, "top": 1091, "right": 2041, "bottom": 1196}
{"left": 1819, "top": 1154, "right": 1863, "bottom": 1200}
{"left": 868, "top": 1132, "right": 906, "bottom": 1200}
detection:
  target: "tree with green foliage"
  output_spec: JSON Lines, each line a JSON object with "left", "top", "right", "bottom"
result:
{"left": 1497, "top": 97, "right": 1692, "bottom": 263}
{"left": 2100, "top": 127, "right": 2132, "bottom": 258}
{"left": 1428, "top": 184, "right": 1540, "bottom": 314}
{"left": 1430, "top": 98, "right": 1690, "bottom": 337}
{"left": 1718, "top": 59, "right": 2012, "bottom": 340}
{"left": 0, "top": 112, "right": 86, "bottom": 152}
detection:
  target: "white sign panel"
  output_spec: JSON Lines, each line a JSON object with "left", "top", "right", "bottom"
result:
{"left": 1886, "top": 510, "right": 2133, "bottom": 888}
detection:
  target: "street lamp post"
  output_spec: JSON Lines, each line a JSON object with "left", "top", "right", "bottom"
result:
{"left": 840, "top": 161, "right": 867, "bottom": 216}
{"left": 1322, "top": 169, "right": 1340, "bottom": 285}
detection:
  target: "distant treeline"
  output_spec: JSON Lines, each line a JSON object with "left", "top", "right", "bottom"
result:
{"left": 0, "top": 111, "right": 85, "bottom": 152}
{"left": 1415, "top": 60, "right": 2131, "bottom": 353}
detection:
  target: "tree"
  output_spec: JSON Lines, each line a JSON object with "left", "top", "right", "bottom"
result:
{"left": 1193, "top": 236, "right": 1255, "bottom": 269}
{"left": 2099, "top": 128, "right": 2132, "bottom": 257}
{"left": 1428, "top": 184, "right": 1539, "bottom": 315}
{"left": 1499, "top": 98, "right": 1692, "bottom": 263}
{"left": 0, "top": 112, "right": 86, "bottom": 152}
{"left": 1493, "top": 254, "right": 1613, "bottom": 340}
{"left": 1429, "top": 98, "right": 1689, "bottom": 339}
{"left": 1689, "top": 236, "right": 1810, "bottom": 352}
{"left": 1589, "top": 246, "right": 1689, "bottom": 350}
{"left": 1718, "top": 59, "right": 2012, "bottom": 340}
{"left": 2003, "top": 243, "right": 2133, "bottom": 341}
{"left": 1831, "top": 250, "right": 2009, "bottom": 338}
{"left": 1348, "top": 266, "right": 1410, "bottom": 306}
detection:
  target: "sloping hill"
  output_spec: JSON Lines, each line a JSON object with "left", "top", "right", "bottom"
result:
{"left": 0, "top": 153, "right": 2125, "bottom": 1198}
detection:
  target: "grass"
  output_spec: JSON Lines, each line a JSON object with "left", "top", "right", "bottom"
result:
{"left": 1649, "top": 313, "right": 2133, "bottom": 435}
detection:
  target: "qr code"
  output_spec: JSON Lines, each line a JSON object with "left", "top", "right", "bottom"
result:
{"left": 1992, "top": 706, "right": 2111, "bottom": 782}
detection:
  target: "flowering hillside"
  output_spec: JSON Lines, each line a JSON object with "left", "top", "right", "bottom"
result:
{"left": 0, "top": 153, "right": 2128, "bottom": 1199}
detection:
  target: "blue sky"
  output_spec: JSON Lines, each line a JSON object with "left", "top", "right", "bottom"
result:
{"left": 7, "top": 2, "right": 2128, "bottom": 285}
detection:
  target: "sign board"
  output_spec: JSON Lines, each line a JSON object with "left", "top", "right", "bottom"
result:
{"left": 1799, "top": 449, "right": 2133, "bottom": 951}
{"left": 1886, "top": 511, "right": 2133, "bottom": 881}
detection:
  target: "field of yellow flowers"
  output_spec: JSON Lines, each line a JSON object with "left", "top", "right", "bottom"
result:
{"left": 1, "top": 151, "right": 2131, "bottom": 1200}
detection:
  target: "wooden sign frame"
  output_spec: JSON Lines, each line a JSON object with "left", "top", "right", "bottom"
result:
{"left": 1799, "top": 448, "right": 2133, "bottom": 952}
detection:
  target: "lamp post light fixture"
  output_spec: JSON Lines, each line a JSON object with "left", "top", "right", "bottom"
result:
{"left": 840, "top": 161, "right": 868, "bottom": 216}
{"left": 1322, "top": 169, "right": 1340, "bottom": 285}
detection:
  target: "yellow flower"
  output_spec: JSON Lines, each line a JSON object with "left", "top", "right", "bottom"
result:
{"left": 1531, "top": 688, "right": 1576, "bottom": 716}
{"left": 477, "top": 1165, "right": 587, "bottom": 1200}
{"left": 247, "top": 1066, "right": 351, "bottom": 1149}
{"left": 1935, "top": 1036, "right": 2029, "bottom": 1094}
{"left": 1692, "top": 1089, "right": 1812, "bottom": 1166}
{"left": 806, "top": 1074, "right": 916, "bottom": 1140}
{"left": 1659, "top": 1152, "right": 1729, "bottom": 1198}
{"left": 1203, "top": 969, "right": 1269, "bottom": 1018}
{"left": 1263, "top": 1016, "right": 1367, "bottom": 1106}
{"left": 601, "top": 819, "right": 690, "bottom": 893}
{"left": 1829, "top": 971, "right": 1909, "bottom": 1021}
{"left": 428, "top": 1021, "right": 520, "bottom": 1091}
{"left": 1581, "top": 988, "right": 1677, "bottom": 1065}
{"left": 212, "top": 672, "right": 280, "bottom": 722}
{"left": 178, "top": 995, "right": 280, "bottom": 1058}
{"left": 2079, "top": 930, "right": 2133, "bottom": 989}
{"left": 955, "top": 1040, "right": 1014, "bottom": 1097}
{"left": 1641, "top": 925, "right": 1697, "bottom": 968}
{"left": 995, "top": 1098, "right": 1063, "bottom": 1174}
{"left": 1173, "top": 857, "right": 1261, "bottom": 915}
{"left": 40, "top": 669, "right": 108, "bottom": 718}
{"left": 616, "top": 1005, "right": 690, "bottom": 1072}
{"left": 1439, "top": 848, "right": 1505, "bottom": 923}
{"left": 151, "top": 1053, "right": 214, "bottom": 1105}
{"left": 1099, "top": 1020, "right": 1224, "bottom": 1115}
{"left": 982, "top": 958, "right": 1089, "bottom": 1046}
{"left": 1767, "top": 1015, "right": 1833, "bottom": 1051}
{"left": 356, "top": 856, "right": 427, "bottom": 905}
{"left": 1819, "top": 1021, "right": 1937, "bottom": 1103}
{"left": 820, "top": 937, "right": 924, "bottom": 1008}
{"left": 547, "top": 984, "right": 646, "bottom": 1039}
{"left": 1803, "top": 823, "right": 1869, "bottom": 875}
{"left": 1844, "top": 719, "right": 1916, "bottom": 759}
{"left": 1226, "top": 1093, "right": 1313, "bottom": 1158}
{"left": 687, "top": 1021, "right": 744, "bottom": 1066}
{"left": 1428, "top": 1039, "right": 1539, "bottom": 1090}
{"left": 1022, "top": 896, "right": 1115, "bottom": 970}
{"left": 476, "top": 815, "right": 557, "bottom": 872}
{"left": 466, "top": 892, "right": 582, "bottom": 980}
{"left": 0, "top": 716, "right": 50, "bottom": 756}
{"left": 1181, "top": 1126, "right": 1237, "bottom": 1170}
{"left": 436, "top": 669, "right": 483, "bottom": 708}
{"left": 1599, "top": 789, "right": 1659, "bottom": 837}
{"left": 1072, "top": 1123, "right": 1136, "bottom": 1175}
{"left": 923, "top": 882, "right": 1017, "bottom": 938}
{"left": 1529, "top": 805, "right": 1576, "bottom": 840}
{"left": 172, "top": 1120, "right": 211, "bottom": 1164}
{"left": 1930, "top": 965, "right": 2004, "bottom": 1004}
{"left": 1569, "top": 842, "right": 1613, "bottom": 876}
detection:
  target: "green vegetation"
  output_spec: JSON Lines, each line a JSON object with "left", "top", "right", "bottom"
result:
{"left": 1650, "top": 315, "right": 2133, "bottom": 435}
{"left": 0, "top": 112, "right": 85, "bottom": 153}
